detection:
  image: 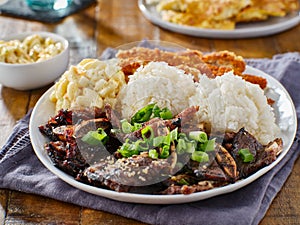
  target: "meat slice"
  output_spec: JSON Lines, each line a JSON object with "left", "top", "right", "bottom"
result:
{"left": 74, "top": 118, "right": 111, "bottom": 138}
{"left": 215, "top": 144, "right": 239, "bottom": 182}
{"left": 230, "top": 128, "right": 283, "bottom": 178}
{"left": 45, "top": 141, "right": 88, "bottom": 177}
{"left": 79, "top": 154, "right": 174, "bottom": 193}
{"left": 159, "top": 180, "right": 226, "bottom": 195}
{"left": 189, "top": 158, "right": 230, "bottom": 182}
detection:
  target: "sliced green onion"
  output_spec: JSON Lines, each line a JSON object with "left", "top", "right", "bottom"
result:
{"left": 178, "top": 178, "right": 189, "bottom": 185}
{"left": 134, "top": 140, "right": 149, "bottom": 152}
{"left": 133, "top": 122, "right": 142, "bottom": 131}
{"left": 197, "top": 138, "right": 216, "bottom": 152}
{"left": 191, "top": 151, "right": 209, "bottom": 163}
{"left": 152, "top": 136, "right": 165, "bottom": 147}
{"left": 163, "top": 133, "right": 171, "bottom": 146}
{"left": 117, "top": 139, "right": 139, "bottom": 157}
{"left": 159, "top": 108, "right": 173, "bottom": 119}
{"left": 149, "top": 149, "right": 158, "bottom": 159}
{"left": 160, "top": 145, "right": 170, "bottom": 159}
{"left": 141, "top": 126, "right": 154, "bottom": 142}
{"left": 176, "top": 138, "right": 186, "bottom": 155}
{"left": 238, "top": 148, "right": 254, "bottom": 163}
{"left": 189, "top": 131, "right": 207, "bottom": 143}
{"left": 152, "top": 104, "right": 161, "bottom": 118}
{"left": 185, "top": 141, "right": 196, "bottom": 153}
{"left": 131, "top": 103, "right": 173, "bottom": 123}
{"left": 121, "top": 119, "right": 133, "bottom": 134}
{"left": 170, "top": 128, "right": 178, "bottom": 142}
{"left": 178, "top": 132, "right": 188, "bottom": 141}
{"left": 81, "top": 128, "right": 108, "bottom": 146}
{"left": 131, "top": 103, "right": 155, "bottom": 124}
{"left": 203, "top": 139, "right": 216, "bottom": 152}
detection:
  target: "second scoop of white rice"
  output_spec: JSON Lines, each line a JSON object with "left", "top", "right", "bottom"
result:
{"left": 190, "top": 72, "right": 280, "bottom": 145}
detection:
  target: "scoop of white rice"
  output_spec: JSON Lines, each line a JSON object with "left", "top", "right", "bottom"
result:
{"left": 189, "top": 71, "right": 280, "bottom": 145}
{"left": 116, "top": 61, "right": 197, "bottom": 119}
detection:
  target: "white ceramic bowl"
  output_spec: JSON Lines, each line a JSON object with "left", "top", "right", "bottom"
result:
{"left": 0, "top": 31, "right": 69, "bottom": 90}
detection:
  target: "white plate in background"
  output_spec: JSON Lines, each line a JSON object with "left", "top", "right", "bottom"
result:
{"left": 138, "top": 0, "right": 300, "bottom": 38}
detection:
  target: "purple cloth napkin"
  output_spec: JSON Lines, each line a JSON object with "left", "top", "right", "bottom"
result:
{"left": 0, "top": 52, "right": 299, "bottom": 225}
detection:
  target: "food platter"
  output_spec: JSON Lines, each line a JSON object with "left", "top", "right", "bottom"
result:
{"left": 138, "top": 0, "right": 300, "bottom": 38}
{"left": 29, "top": 65, "right": 297, "bottom": 204}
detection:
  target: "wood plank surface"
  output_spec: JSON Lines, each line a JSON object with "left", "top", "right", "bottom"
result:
{"left": 0, "top": 1, "right": 299, "bottom": 224}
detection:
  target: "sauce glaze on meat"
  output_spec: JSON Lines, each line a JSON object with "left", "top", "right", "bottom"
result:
{"left": 39, "top": 104, "right": 282, "bottom": 195}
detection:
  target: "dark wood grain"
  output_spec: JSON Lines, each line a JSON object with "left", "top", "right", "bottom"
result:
{"left": 0, "top": 1, "right": 299, "bottom": 224}
{"left": 5, "top": 191, "right": 81, "bottom": 225}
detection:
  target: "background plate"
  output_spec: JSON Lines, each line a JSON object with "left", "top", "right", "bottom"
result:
{"left": 138, "top": 0, "right": 300, "bottom": 38}
{"left": 29, "top": 66, "right": 297, "bottom": 204}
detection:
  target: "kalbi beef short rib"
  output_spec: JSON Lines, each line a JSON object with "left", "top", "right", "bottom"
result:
{"left": 39, "top": 106, "right": 283, "bottom": 195}
{"left": 78, "top": 154, "right": 173, "bottom": 193}
{"left": 45, "top": 141, "right": 88, "bottom": 177}
{"left": 230, "top": 128, "right": 283, "bottom": 178}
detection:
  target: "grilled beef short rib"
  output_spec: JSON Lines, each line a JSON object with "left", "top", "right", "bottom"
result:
{"left": 230, "top": 128, "right": 283, "bottom": 178}
{"left": 39, "top": 105, "right": 283, "bottom": 195}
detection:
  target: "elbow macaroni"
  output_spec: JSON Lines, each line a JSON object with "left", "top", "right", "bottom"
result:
{"left": 50, "top": 58, "right": 126, "bottom": 112}
{"left": 0, "top": 34, "right": 64, "bottom": 64}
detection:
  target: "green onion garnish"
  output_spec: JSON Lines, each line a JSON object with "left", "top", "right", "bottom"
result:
{"left": 141, "top": 126, "right": 154, "bottom": 142}
{"left": 185, "top": 141, "right": 196, "bottom": 153}
{"left": 160, "top": 145, "right": 170, "bottom": 159}
{"left": 189, "top": 131, "right": 207, "bottom": 143}
{"left": 149, "top": 149, "right": 158, "bottom": 159}
{"left": 81, "top": 128, "right": 108, "bottom": 146}
{"left": 176, "top": 138, "right": 186, "bottom": 155}
{"left": 238, "top": 148, "right": 254, "bottom": 163}
{"left": 133, "top": 122, "right": 142, "bottom": 131}
{"left": 191, "top": 151, "right": 209, "bottom": 163}
{"left": 152, "top": 104, "right": 161, "bottom": 118}
{"left": 159, "top": 107, "right": 173, "bottom": 119}
{"left": 198, "top": 138, "right": 216, "bottom": 152}
{"left": 117, "top": 139, "right": 139, "bottom": 157}
{"left": 178, "top": 178, "right": 189, "bottom": 185}
{"left": 121, "top": 119, "right": 133, "bottom": 134}
{"left": 153, "top": 136, "right": 165, "bottom": 147}
{"left": 131, "top": 103, "right": 155, "bottom": 124}
{"left": 130, "top": 103, "right": 173, "bottom": 124}
{"left": 170, "top": 128, "right": 178, "bottom": 142}
{"left": 134, "top": 140, "right": 149, "bottom": 151}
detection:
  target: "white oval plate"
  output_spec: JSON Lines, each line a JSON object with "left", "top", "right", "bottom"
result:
{"left": 138, "top": 0, "right": 300, "bottom": 38}
{"left": 29, "top": 66, "right": 297, "bottom": 204}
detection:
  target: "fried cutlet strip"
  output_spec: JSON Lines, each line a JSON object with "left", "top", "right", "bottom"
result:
{"left": 116, "top": 47, "right": 214, "bottom": 81}
{"left": 117, "top": 47, "right": 268, "bottom": 90}
{"left": 201, "top": 50, "right": 267, "bottom": 89}
{"left": 201, "top": 50, "right": 246, "bottom": 76}
{"left": 238, "top": 74, "right": 267, "bottom": 89}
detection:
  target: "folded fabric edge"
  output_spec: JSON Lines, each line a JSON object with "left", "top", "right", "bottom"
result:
{"left": 0, "top": 109, "right": 32, "bottom": 163}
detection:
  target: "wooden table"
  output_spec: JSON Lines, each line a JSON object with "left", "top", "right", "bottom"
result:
{"left": 0, "top": 1, "right": 299, "bottom": 224}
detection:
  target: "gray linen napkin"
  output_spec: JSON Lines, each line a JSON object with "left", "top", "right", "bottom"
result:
{"left": 0, "top": 52, "right": 299, "bottom": 225}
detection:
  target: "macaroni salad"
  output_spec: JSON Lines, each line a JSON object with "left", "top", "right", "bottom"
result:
{"left": 0, "top": 34, "right": 64, "bottom": 64}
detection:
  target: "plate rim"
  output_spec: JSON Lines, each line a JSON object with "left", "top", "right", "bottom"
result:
{"left": 138, "top": 0, "right": 300, "bottom": 38}
{"left": 29, "top": 65, "right": 297, "bottom": 204}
